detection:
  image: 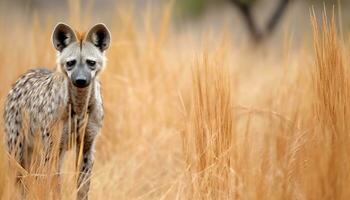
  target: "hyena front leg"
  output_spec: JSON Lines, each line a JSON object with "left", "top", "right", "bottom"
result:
{"left": 76, "top": 111, "right": 102, "bottom": 200}
{"left": 76, "top": 135, "right": 95, "bottom": 200}
{"left": 76, "top": 132, "right": 97, "bottom": 200}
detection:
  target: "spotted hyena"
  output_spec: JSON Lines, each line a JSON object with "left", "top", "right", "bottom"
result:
{"left": 3, "top": 22, "right": 111, "bottom": 199}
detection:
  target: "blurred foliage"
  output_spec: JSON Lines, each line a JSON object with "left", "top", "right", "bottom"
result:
{"left": 235, "top": 0, "right": 257, "bottom": 6}
{"left": 175, "top": 0, "right": 259, "bottom": 18}
{"left": 176, "top": 0, "right": 342, "bottom": 18}
{"left": 176, "top": 0, "right": 206, "bottom": 18}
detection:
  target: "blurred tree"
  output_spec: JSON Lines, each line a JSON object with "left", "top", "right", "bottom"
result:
{"left": 231, "top": 0, "right": 261, "bottom": 42}
{"left": 231, "top": 0, "right": 292, "bottom": 43}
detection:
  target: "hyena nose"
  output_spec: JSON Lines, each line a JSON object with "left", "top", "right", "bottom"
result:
{"left": 73, "top": 77, "right": 89, "bottom": 88}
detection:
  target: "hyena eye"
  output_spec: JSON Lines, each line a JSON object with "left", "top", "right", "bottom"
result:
{"left": 66, "top": 60, "right": 76, "bottom": 70}
{"left": 86, "top": 60, "right": 96, "bottom": 70}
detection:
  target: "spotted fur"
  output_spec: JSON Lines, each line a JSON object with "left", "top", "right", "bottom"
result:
{"left": 3, "top": 23, "right": 111, "bottom": 200}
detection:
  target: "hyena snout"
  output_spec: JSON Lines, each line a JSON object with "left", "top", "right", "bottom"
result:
{"left": 71, "top": 68, "right": 91, "bottom": 88}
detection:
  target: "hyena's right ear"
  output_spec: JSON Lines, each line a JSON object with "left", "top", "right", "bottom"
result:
{"left": 86, "top": 23, "right": 111, "bottom": 52}
{"left": 52, "top": 23, "right": 77, "bottom": 52}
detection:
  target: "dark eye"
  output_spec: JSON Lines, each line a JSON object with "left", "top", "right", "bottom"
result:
{"left": 66, "top": 60, "right": 76, "bottom": 70}
{"left": 86, "top": 60, "right": 96, "bottom": 69}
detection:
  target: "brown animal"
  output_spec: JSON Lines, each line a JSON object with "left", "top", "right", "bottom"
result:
{"left": 3, "top": 22, "right": 111, "bottom": 199}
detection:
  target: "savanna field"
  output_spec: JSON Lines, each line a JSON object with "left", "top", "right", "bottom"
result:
{"left": 1, "top": 0, "right": 350, "bottom": 199}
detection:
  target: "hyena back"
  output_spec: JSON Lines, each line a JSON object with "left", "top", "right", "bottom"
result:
{"left": 4, "top": 23, "right": 111, "bottom": 200}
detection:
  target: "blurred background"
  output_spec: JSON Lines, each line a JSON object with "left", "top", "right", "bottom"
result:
{"left": 1, "top": 0, "right": 350, "bottom": 199}
{"left": 1, "top": 0, "right": 349, "bottom": 45}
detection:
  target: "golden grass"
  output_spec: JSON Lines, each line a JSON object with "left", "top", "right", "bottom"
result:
{"left": 0, "top": 1, "right": 350, "bottom": 199}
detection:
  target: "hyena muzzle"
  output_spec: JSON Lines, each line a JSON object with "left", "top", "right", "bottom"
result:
{"left": 3, "top": 22, "right": 111, "bottom": 199}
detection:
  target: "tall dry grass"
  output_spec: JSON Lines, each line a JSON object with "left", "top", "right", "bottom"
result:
{"left": 182, "top": 54, "right": 235, "bottom": 199}
{"left": 0, "top": 1, "right": 350, "bottom": 199}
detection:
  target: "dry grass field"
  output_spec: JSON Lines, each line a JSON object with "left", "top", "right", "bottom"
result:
{"left": 0, "top": 1, "right": 350, "bottom": 199}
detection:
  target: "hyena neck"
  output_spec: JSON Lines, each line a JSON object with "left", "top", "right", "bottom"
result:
{"left": 68, "top": 82, "right": 95, "bottom": 118}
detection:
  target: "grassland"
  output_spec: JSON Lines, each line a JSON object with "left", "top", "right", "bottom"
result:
{"left": 0, "top": 1, "right": 350, "bottom": 199}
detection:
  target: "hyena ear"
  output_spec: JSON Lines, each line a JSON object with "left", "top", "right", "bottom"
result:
{"left": 86, "top": 23, "right": 111, "bottom": 52}
{"left": 52, "top": 23, "right": 77, "bottom": 52}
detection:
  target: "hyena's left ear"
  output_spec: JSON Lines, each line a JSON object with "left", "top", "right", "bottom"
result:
{"left": 86, "top": 23, "right": 111, "bottom": 52}
{"left": 52, "top": 23, "right": 77, "bottom": 52}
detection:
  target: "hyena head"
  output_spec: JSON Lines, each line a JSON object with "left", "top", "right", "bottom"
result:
{"left": 52, "top": 23, "right": 111, "bottom": 88}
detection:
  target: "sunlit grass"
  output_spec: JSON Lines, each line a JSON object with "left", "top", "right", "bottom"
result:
{"left": 0, "top": 1, "right": 349, "bottom": 199}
